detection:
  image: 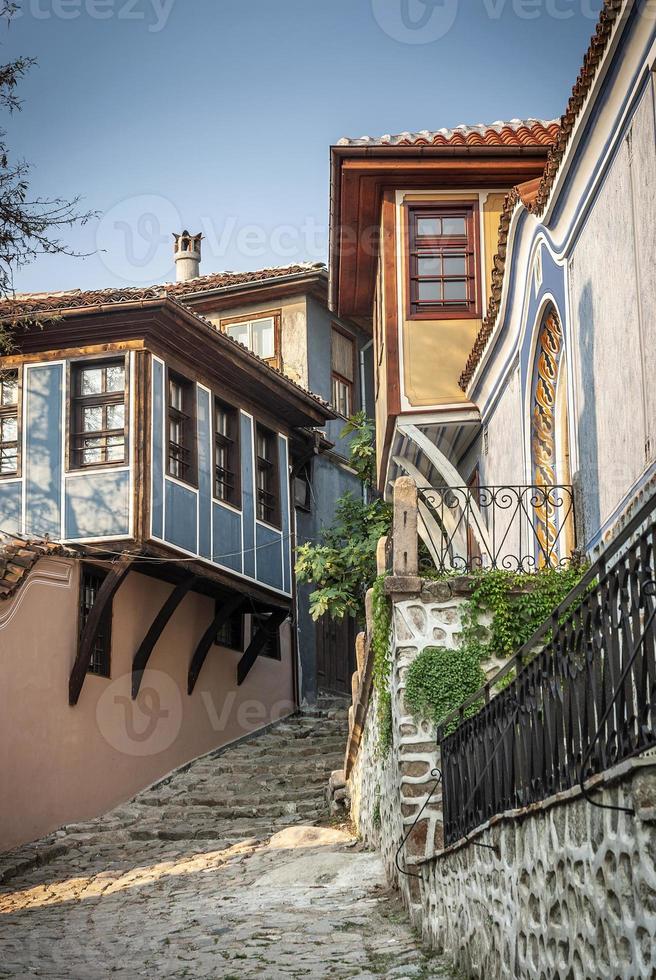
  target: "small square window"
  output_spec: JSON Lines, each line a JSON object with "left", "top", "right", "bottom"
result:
{"left": 214, "top": 604, "right": 244, "bottom": 651}
{"left": 251, "top": 612, "right": 281, "bottom": 661}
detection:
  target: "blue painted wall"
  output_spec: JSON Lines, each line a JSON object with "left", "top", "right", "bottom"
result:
{"left": 66, "top": 470, "right": 129, "bottom": 539}
{"left": 25, "top": 363, "right": 62, "bottom": 539}
{"left": 241, "top": 412, "right": 256, "bottom": 580}
{"left": 196, "top": 386, "right": 212, "bottom": 560}
{"left": 0, "top": 481, "right": 20, "bottom": 534}
{"left": 151, "top": 358, "right": 164, "bottom": 539}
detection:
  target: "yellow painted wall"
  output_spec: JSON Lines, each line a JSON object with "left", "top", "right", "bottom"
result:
{"left": 399, "top": 191, "right": 508, "bottom": 408}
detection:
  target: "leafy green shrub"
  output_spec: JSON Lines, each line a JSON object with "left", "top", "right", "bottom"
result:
{"left": 404, "top": 646, "right": 486, "bottom": 735}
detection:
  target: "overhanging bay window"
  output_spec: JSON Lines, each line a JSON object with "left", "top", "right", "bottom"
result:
{"left": 168, "top": 372, "right": 197, "bottom": 485}
{"left": 71, "top": 359, "right": 127, "bottom": 469}
{"left": 0, "top": 370, "right": 19, "bottom": 476}
{"left": 214, "top": 398, "right": 240, "bottom": 506}
{"left": 408, "top": 203, "right": 480, "bottom": 318}
{"left": 255, "top": 423, "right": 280, "bottom": 526}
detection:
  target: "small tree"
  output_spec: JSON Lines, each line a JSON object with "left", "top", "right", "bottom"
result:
{"left": 0, "top": 2, "right": 95, "bottom": 352}
{"left": 295, "top": 412, "right": 391, "bottom": 622}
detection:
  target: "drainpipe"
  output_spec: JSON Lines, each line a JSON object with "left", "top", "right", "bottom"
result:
{"left": 360, "top": 339, "right": 374, "bottom": 505}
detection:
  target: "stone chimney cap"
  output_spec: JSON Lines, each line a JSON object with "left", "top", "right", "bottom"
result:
{"left": 173, "top": 231, "right": 202, "bottom": 281}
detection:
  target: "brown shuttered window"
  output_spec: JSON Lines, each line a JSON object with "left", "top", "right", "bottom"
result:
{"left": 71, "top": 360, "right": 127, "bottom": 469}
{"left": 167, "top": 372, "right": 197, "bottom": 486}
{"left": 214, "top": 399, "right": 241, "bottom": 507}
{"left": 408, "top": 204, "right": 480, "bottom": 318}
{"left": 255, "top": 423, "right": 280, "bottom": 527}
{"left": 331, "top": 327, "right": 355, "bottom": 418}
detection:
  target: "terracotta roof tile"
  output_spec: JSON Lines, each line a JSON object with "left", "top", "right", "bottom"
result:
{"left": 459, "top": 0, "right": 624, "bottom": 391}
{"left": 0, "top": 263, "right": 326, "bottom": 319}
{"left": 337, "top": 119, "right": 560, "bottom": 149}
{"left": 0, "top": 535, "right": 76, "bottom": 601}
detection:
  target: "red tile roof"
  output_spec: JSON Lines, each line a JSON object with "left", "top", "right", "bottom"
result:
{"left": 337, "top": 119, "right": 560, "bottom": 149}
{"left": 0, "top": 535, "right": 76, "bottom": 601}
{"left": 0, "top": 263, "right": 326, "bottom": 319}
{"left": 459, "top": 0, "right": 624, "bottom": 391}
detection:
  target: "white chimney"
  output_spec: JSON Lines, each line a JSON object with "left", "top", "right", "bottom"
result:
{"left": 173, "top": 230, "right": 202, "bottom": 282}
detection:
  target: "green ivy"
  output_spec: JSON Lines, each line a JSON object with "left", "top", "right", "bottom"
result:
{"left": 404, "top": 646, "right": 485, "bottom": 736}
{"left": 371, "top": 574, "right": 393, "bottom": 754}
{"left": 460, "top": 564, "right": 587, "bottom": 663}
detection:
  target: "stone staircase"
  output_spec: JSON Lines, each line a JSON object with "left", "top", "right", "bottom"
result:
{"left": 0, "top": 695, "right": 349, "bottom": 884}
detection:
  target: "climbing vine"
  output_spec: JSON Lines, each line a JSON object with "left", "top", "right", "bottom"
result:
{"left": 405, "top": 646, "right": 485, "bottom": 736}
{"left": 371, "top": 574, "right": 393, "bottom": 754}
{"left": 458, "top": 564, "right": 586, "bottom": 663}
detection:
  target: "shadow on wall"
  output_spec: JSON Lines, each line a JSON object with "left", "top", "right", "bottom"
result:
{"left": 577, "top": 280, "right": 600, "bottom": 544}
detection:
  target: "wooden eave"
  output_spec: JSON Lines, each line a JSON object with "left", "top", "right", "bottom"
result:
{"left": 11, "top": 299, "right": 335, "bottom": 430}
{"left": 329, "top": 147, "right": 552, "bottom": 321}
{"left": 181, "top": 270, "right": 328, "bottom": 316}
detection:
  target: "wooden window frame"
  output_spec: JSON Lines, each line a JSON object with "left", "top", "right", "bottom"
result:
{"left": 293, "top": 459, "right": 312, "bottom": 513}
{"left": 213, "top": 397, "right": 241, "bottom": 508}
{"left": 0, "top": 367, "right": 20, "bottom": 479}
{"left": 213, "top": 601, "right": 244, "bottom": 651}
{"left": 406, "top": 201, "right": 481, "bottom": 320}
{"left": 331, "top": 323, "right": 357, "bottom": 419}
{"left": 255, "top": 422, "right": 281, "bottom": 529}
{"left": 79, "top": 563, "right": 112, "bottom": 678}
{"left": 166, "top": 368, "right": 198, "bottom": 487}
{"left": 69, "top": 357, "right": 129, "bottom": 472}
{"left": 220, "top": 310, "right": 282, "bottom": 370}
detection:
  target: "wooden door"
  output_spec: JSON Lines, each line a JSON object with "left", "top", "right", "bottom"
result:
{"left": 316, "top": 614, "right": 357, "bottom": 695}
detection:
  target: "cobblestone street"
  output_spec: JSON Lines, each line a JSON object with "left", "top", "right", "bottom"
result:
{"left": 0, "top": 705, "right": 454, "bottom": 978}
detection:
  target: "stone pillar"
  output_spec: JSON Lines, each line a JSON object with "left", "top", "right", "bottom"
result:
{"left": 392, "top": 477, "right": 419, "bottom": 578}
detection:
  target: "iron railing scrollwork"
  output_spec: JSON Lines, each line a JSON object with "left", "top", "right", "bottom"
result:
{"left": 417, "top": 484, "right": 575, "bottom": 574}
{"left": 438, "top": 491, "right": 656, "bottom": 847}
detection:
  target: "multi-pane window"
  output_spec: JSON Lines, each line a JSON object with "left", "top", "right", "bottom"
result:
{"left": 79, "top": 566, "right": 111, "bottom": 677}
{"left": 331, "top": 327, "right": 355, "bottom": 417}
{"left": 71, "top": 360, "right": 126, "bottom": 468}
{"left": 251, "top": 612, "right": 281, "bottom": 661}
{"left": 214, "top": 604, "right": 244, "bottom": 651}
{"left": 224, "top": 316, "right": 276, "bottom": 361}
{"left": 408, "top": 205, "right": 479, "bottom": 317}
{"left": 168, "top": 373, "right": 197, "bottom": 484}
{"left": 0, "top": 371, "right": 19, "bottom": 476}
{"left": 255, "top": 424, "right": 280, "bottom": 526}
{"left": 214, "top": 399, "right": 240, "bottom": 506}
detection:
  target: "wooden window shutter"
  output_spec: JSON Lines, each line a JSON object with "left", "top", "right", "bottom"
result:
{"left": 332, "top": 329, "right": 355, "bottom": 382}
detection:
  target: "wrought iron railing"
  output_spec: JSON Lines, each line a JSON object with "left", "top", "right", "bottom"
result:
{"left": 418, "top": 484, "right": 575, "bottom": 574}
{"left": 438, "top": 490, "right": 656, "bottom": 847}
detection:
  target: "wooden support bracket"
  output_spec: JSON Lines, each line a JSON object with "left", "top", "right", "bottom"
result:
{"left": 132, "top": 574, "right": 197, "bottom": 698}
{"left": 69, "top": 556, "right": 133, "bottom": 706}
{"left": 187, "top": 593, "right": 247, "bottom": 695}
{"left": 237, "top": 608, "right": 289, "bottom": 686}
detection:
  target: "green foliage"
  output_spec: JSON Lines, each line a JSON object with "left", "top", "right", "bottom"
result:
{"left": 460, "top": 564, "right": 587, "bottom": 663}
{"left": 371, "top": 574, "right": 393, "bottom": 754}
{"left": 295, "top": 414, "right": 391, "bottom": 622}
{"left": 405, "top": 646, "right": 485, "bottom": 735}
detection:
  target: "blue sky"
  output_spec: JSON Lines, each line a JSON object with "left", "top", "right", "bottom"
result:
{"left": 6, "top": 0, "right": 601, "bottom": 293}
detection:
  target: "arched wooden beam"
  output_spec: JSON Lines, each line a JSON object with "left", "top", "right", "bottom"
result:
{"left": 69, "top": 556, "right": 133, "bottom": 706}
{"left": 187, "top": 593, "right": 247, "bottom": 695}
{"left": 132, "top": 574, "right": 198, "bottom": 699}
{"left": 237, "top": 608, "right": 289, "bottom": 686}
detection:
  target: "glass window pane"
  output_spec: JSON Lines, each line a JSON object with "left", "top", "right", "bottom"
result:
{"left": 83, "top": 439, "right": 102, "bottom": 465}
{"left": 216, "top": 407, "right": 228, "bottom": 436}
{"left": 106, "top": 404, "right": 124, "bottom": 430}
{"left": 169, "top": 381, "right": 183, "bottom": 410}
{"left": 107, "top": 437, "right": 124, "bottom": 462}
{"left": 227, "top": 323, "right": 250, "bottom": 348}
{"left": 1, "top": 417, "right": 17, "bottom": 442}
{"left": 417, "top": 281, "right": 442, "bottom": 302}
{"left": 417, "top": 217, "right": 441, "bottom": 237}
{"left": 105, "top": 365, "right": 125, "bottom": 392}
{"left": 444, "top": 280, "right": 468, "bottom": 301}
{"left": 444, "top": 255, "right": 467, "bottom": 277}
{"left": 1, "top": 374, "right": 17, "bottom": 406}
{"left": 81, "top": 368, "right": 102, "bottom": 395}
{"left": 418, "top": 256, "right": 441, "bottom": 276}
{"left": 83, "top": 406, "right": 102, "bottom": 432}
{"left": 0, "top": 449, "right": 17, "bottom": 473}
{"left": 252, "top": 318, "right": 275, "bottom": 360}
{"left": 170, "top": 418, "right": 181, "bottom": 443}
{"left": 442, "top": 217, "right": 466, "bottom": 236}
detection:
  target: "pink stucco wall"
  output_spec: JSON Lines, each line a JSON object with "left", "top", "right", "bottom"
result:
{"left": 0, "top": 558, "right": 295, "bottom": 851}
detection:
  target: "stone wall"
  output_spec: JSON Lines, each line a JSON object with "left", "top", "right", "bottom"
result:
{"left": 341, "top": 478, "right": 656, "bottom": 978}
{"left": 420, "top": 761, "right": 656, "bottom": 979}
